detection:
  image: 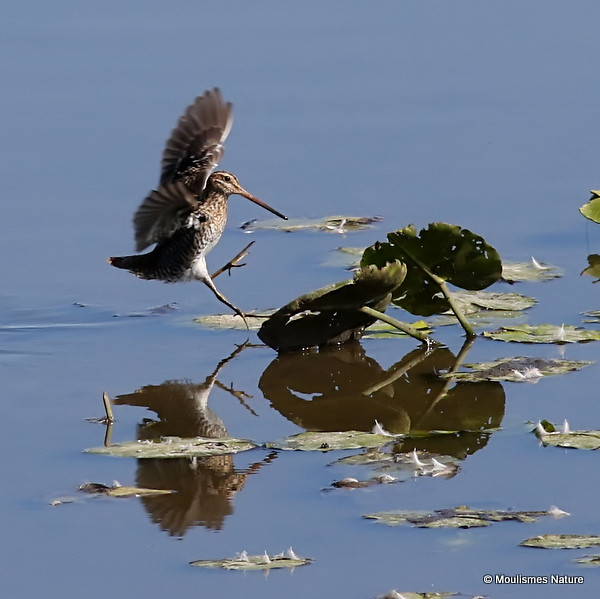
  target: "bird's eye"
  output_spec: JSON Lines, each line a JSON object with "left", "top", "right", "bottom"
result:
{"left": 223, "top": 175, "right": 231, "bottom": 182}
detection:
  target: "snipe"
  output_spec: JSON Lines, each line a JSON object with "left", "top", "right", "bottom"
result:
{"left": 109, "top": 88, "right": 287, "bottom": 320}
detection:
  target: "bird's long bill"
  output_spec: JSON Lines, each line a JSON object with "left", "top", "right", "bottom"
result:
{"left": 238, "top": 189, "right": 288, "bottom": 220}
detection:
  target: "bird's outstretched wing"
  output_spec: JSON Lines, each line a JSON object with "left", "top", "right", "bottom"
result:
{"left": 160, "top": 88, "right": 233, "bottom": 193}
{"left": 133, "top": 181, "right": 199, "bottom": 251}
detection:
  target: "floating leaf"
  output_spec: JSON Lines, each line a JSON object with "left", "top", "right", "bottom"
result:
{"left": 258, "top": 261, "right": 407, "bottom": 351}
{"left": 581, "top": 254, "right": 600, "bottom": 282}
{"left": 584, "top": 309, "right": 600, "bottom": 323}
{"left": 321, "top": 246, "right": 365, "bottom": 269}
{"left": 361, "top": 223, "right": 502, "bottom": 316}
{"left": 266, "top": 430, "right": 398, "bottom": 451}
{"left": 85, "top": 436, "right": 257, "bottom": 458}
{"left": 78, "top": 482, "right": 175, "bottom": 498}
{"left": 483, "top": 323, "right": 600, "bottom": 344}
{"left": 365, "top": 506, "right": 567, "bottom": 529}
{"left": 240, "top": 215, "right": 381, "bottom": 233}
{"left": 190, "top": 549, "right": 312, "bottom": 570}
{"left": 194, "top": 312, "right": 269, "bottom": 330}
{"left": 446, "top": 357, "right": 593, "bottom": 383}
{"left": 575, "top": 554, "right": 600, "bottom": 566}
{"left": 502, "top": 260, "right": 562, "bottom": 282}
{"left": 580, "top": 196, "right": 600, "bottom": 224}
{"left": 451, "top": 290, "right": 535, "bottom": 313}
{"left": 521, "top": 535, "right": 600, "bottom": 549}
{"left": 335, "top": 449, "right": 460, "bottom": 479}
{"left": 534, "top": 421, "right": 600, "bottom": 450}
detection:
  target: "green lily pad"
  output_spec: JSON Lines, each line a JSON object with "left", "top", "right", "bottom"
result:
{"left": 78, "top": 482, "right": 175, "bottom": 498}
{"left": 240, "top": 215, "right": 381, "bottom": 233}
{"left": 266, "top": 430, "right": 398, "bottom": 451}
{"left": 365, "top": 506, "right": 568, "bottom": 529}
{"left": 483, "top": 323, "right": 600, "bottom": 344}
{"left": 521, "top": 535, "right": 600, "bottom": 549}
{"left": 190, "top": 549, "right": 312, "bottom": 570}
{"left": 581, "top": 254, "right": 600, "bottom": 282}
{"left": 361, "top": 223, "right": 502, "bottom": 316}
{"left": 574, "top": 554, "right": 600, "bottom": 566}
{"left": 534, "top": 421, "right": 600, "bottom": 450}
{"left": 193, "top": 312, "right": 270, "bottom": 330}
{"left": 258, "top": 261, "right": 407, "bottom": 351}
{"left": 584, "top": 309, "right": 600, "bottom": 323}
{"left": 446, "top": 357, "right": 593, "bottom": 383}
{"left": 85, "top": 436, "right": 257, "bottom": 458}
{"left": 580, "top": 196, "right": 600, "bottom": 224}
{"left": 502, "top": 259, "right": 563, "bottom": 282}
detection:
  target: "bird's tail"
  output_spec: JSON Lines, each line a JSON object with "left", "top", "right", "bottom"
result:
{"left": 108, "top": 253, "right": 156, "bottom": 278}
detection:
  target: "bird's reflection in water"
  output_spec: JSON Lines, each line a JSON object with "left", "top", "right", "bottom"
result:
{"left": 258, "top": 342, "right": 506, "bottom": 458}
{"left": 114, "top": 344, "right": 275, "bottom": 537}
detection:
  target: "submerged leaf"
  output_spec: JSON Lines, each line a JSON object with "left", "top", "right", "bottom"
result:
{"left": 366, "top": 506, "right": 566, "bottom": 529}
{"left": 502, "top": 260, "right": 562, "bottom": 282}
{"left": 266, "top": 430, "right": 398, "bottom": 451}
{"left": 258, "top": 261, "right": 407, "bottom": 351}
{"left": 580, "top": 196, "right": 600, "bottom": 224}
{"left": 191, "top": 549, "right": 312, "bottom": 570}
{"left": 521, "top": 535, "right": 600, "bottom": 549}
{"left": 446, "top": 357, "right": 593, "bottom": 383}
{"left": 483, "top": 323, "right": 600, "bottom": 344}
{"left": 85, "top": 436, "right": 257, "bottom": 458}
{"left": 361, "top": 223, "right": 502, "bottom": 316}
{"left": 450, "top": 290, "right": 535, "bottom": 313}
{"left": 240, "top": 215, "right": 381, "bottom": 233}
{"left": 534, "top": 421, "right": 600, "bottom": 450}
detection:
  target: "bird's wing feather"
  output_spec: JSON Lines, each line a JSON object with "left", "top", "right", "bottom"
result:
{"left": 133, "top": 182, "right": 198, "bottom": 251}
{"left": 160, "top": 88, "right": 233, "bottom": 193}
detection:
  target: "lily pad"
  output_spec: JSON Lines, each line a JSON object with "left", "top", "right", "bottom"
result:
{"left": 78, "top": 482, "right": 175, "bottom": 498}
{"left": 266, "top": 430, "right": 398, "bottom": 451}
{"left": 361, "top": 223, "right": 502, "bottom": 316}
{"left": 584, "top": 309, "right": 600, "bottom": 323}
{"left": 363, "top": 319, "right": 431, "bottom": 339}
{"left": 446, "top": 357, "right": 593, "bottom": 383}
{"left": 240, "top": 215, "right": 381, "bottom": 233}
{"left": 580, "top": 196, "right": 600, "bottom": 224}
{"left": 335, "top": 449, "right": 460, "bottom": 479}
{"left": 451, "top": 290, "right": 535, "bottom": 313}
{"left": 190, "top": 549, "right": 311, "bottom": 570}
{"left": 534, "top": 421, "right": 600, "bottom": 450}
{"left": 193, "top": 312, "right": 269, "bottom": 330}
{"left": 574, "top": 554, "right": 600, "bottom": 566}
{"left": 321, "top": 246, "right": 365, "bottom": 269}
{"left": 483, "top": 323, "right": 600, "bottom": 344}
{"left": 502, "top": 259, "right": 563, "bottom": 282}
{"left": 85, "top": 436, "right": 257, "bottom": 458}
{"left": 258, "top": 261, "right": 407, "bottom": 351}
{"left": 521, "top": 535, "right": 600, "bottom": 549}
{"left": 365, "top": 506, "right": 568, "bottom": 528}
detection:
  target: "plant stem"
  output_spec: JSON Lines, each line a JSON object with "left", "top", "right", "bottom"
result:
{"left": 395, "top": 246, "right": 476, "bottom": 337}
{"left": 359, "top": 306, "right": 433, "bottom": 343}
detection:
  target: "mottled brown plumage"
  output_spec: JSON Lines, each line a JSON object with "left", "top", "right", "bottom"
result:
{"left": 109, "top": 89, "right": 287, "bottom": 320}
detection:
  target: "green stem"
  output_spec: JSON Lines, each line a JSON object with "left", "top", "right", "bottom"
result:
{"left": 396, "top": 246, "right": 476, "bottom": 338}
{"left": 359, "top": 306, "right": 433, "bottom": 343}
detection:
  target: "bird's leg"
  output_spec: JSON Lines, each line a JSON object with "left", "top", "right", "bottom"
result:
{"left": 210, "top": 241, "right": 255, "bottom": 279}
{"left": 202, "top": 277, "right": 249, "bottom": 329}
